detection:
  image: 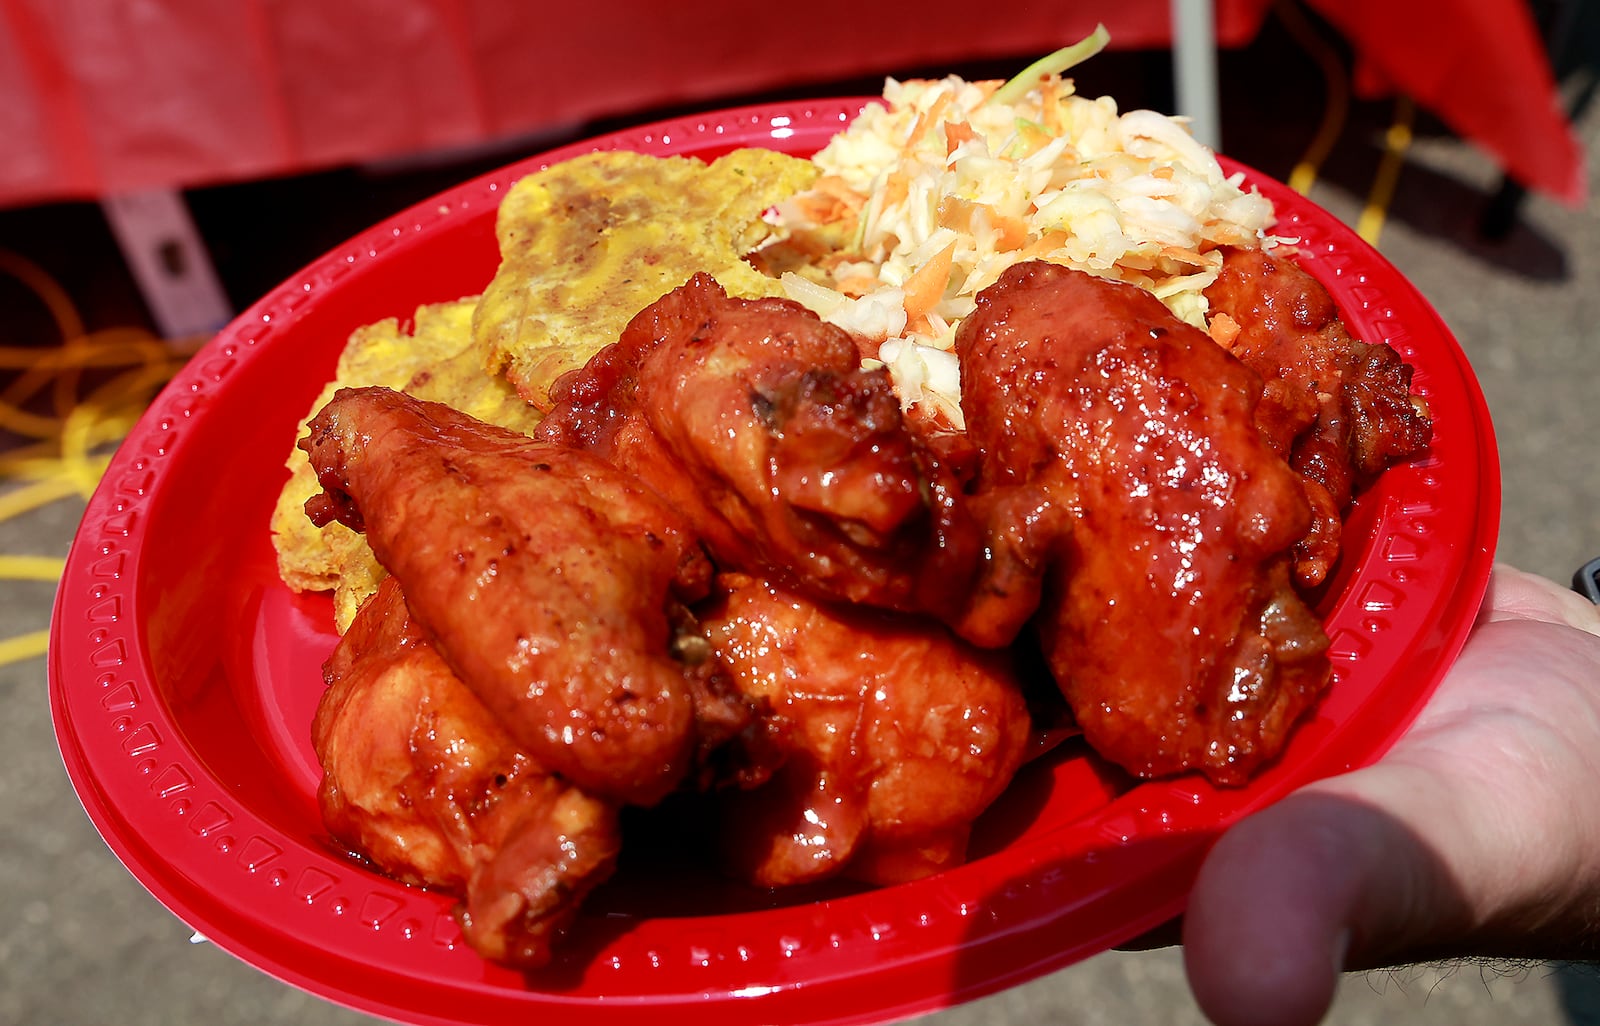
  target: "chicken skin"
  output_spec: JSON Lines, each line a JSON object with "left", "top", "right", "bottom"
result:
{"left": 313, "top": 576, "right": 620, "bottom": 967}
{"left": 295, "top": 240, "right": 1426, "bottom": 975}
{"left": 1204, "top": 246, "right": 1433, "bottom": 586}
{"left": 697, "top": 573, "right": 1031, "bottom": 887}
{"left": 956, "top": 261, "right": 1330, "bottom": 784}
{"left": 301, "top": 385, "right": 739, "bottom": 806}
{"left": 536, "top": 273, "right": 980, "bottom": 620}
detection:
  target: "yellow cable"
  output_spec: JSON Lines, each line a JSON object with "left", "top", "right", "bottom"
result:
{"left": 0, "top": 336, "right": 169, "bottom": 368}
{"left": 0, "top": 475, "right": 91, "bottom": 521}
{"left": 1356, "top": 96, "right": 1415, "bottom": 245}
{"left": 0, "top": 446, "right": 71, "bottom": 479}
{"left": 0, "top": 250, "right": 86, "bottom": 339}
{"left": 0, "top": 338, "right": 174, "bottom": 438}
{"left": 61, "top": 358, "right": 178, "bottom": 451}
{"left": 0, "top": 629, "right": 51, "bottom": 668}
{"left": 1272, "top": 3, "right": 1413, "bottom": 247}
{"left": 0, "top": 402, "right": 63, "bottom": 440}
{"left": 0, "top": 555, "right": 66, "bottom": 580}
{"left": 0, "top": 422, "right": 139, "bottom": 478}
{"left": 0, "top": 248, "right": 185, "bottom": 664}
{"left": 1275, "top": 0, "right": 1351, "bottom": 196}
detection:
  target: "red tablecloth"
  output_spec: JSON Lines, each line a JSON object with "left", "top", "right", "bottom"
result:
{"left": 0, "top": 0, "right": 1583, "bottom": 207}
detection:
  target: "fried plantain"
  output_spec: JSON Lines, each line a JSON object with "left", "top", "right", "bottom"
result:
{"left": 473, "top": 148, "right": 817, "bottom": 410}
{"left": 271, "top": 297, "right": 541, "bottom": 630}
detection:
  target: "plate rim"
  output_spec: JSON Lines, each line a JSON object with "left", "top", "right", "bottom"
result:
{"left": 48, "top": 96, "right": 1500, "bottom": 1026}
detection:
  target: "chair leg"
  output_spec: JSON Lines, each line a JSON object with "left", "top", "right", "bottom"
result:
{"left": 1479, "top": 177, "right": 1527, "bottom": 240}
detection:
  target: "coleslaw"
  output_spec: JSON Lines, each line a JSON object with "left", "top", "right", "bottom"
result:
{"left": 766, "top": 34, "right": 1283, "bottom": 427}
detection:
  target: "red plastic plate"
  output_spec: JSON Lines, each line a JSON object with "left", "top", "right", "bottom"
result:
{"left": 49, "top": 99, "right": 1498, "bottom": 1026}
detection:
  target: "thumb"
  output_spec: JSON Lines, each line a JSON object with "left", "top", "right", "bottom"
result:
{"left": 1183, "top": 568, "right": 1600, "bottom": 1026}
{"left": 1181, "top": 788, "right": 1466, "bottom": 1026}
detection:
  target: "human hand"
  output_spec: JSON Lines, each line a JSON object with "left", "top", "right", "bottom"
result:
{"left": 1182, "top": 563, "right": 1600, "bottom": 1026}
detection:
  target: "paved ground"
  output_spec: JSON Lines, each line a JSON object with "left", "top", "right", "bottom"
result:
{"left": 5, "top": 7, "right": 1600, "bottom": 1024}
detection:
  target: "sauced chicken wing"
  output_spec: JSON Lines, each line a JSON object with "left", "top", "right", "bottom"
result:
{"left": 697, "top": 573, "right": 1031, "bottom": 887}
{"left": 301, "top": 385, "right": 739, "bottom": 806}
{"left": 956, "top": 261, "right": 1330, "bottom": 784}
{"left": 313, "top": 577, "right": 620, "bottom": 968}
{"left": 1204, "top": 246, "right": 1432, "bottom": 585}
{"left": 536, "top": 273, "right": 981, "bottom": 620}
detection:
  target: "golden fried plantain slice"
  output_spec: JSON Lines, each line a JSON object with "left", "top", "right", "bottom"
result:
{"left": 473, "top": 148, "right": 818, "bottom": 409}
{"left": 271, "top": 297, "right": 542, "bottom": 630}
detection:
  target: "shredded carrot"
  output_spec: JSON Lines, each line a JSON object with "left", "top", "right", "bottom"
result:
{"left": 936, "top": 197, "right": 1029, "bottom": 252}
{"left": 1039, "top": 82, "right": 1070, "bottom": 135}
{"left": 1159, "top": 245, "right": 1212, "bottom": 267}
{"left": 1015, "top": 230, "right": 1069, "bottom": 261}
{"left": 1208, "top": 312, "right": 1242, "bottom": 349}
{"left": 1208, "top": 226, "right": 1258, "bottom": 246}
{"left": 901, "top": 241, "right": 958, "bottom": 334}
{"left": 1011, "top": 120, "right": 1053, "bottom": 159}
{"left": 790, "top": 191, "right": 851, "bottom": 226}
{"left": 818, "top": 175, "right": 866, "bottom": 208}
{"left": 835, "top": 273, "right": 881, "bottom": 298}
{"left": 990, "top": 211, "right": 1030, "bottom": 251}
{"left": 944, "top": 121, "right": 977, "bottom": 156}
{"left": 795, "top": 175, "right": 866, "bottom": 223}
{"left": 905, "top": 93, "right": 954, "bottom": 150}
{"left": 880, "top": 171, "right": 912, "bottom": 212}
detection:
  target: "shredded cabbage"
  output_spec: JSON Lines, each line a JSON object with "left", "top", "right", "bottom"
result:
{"left": 767, "top": 57, "right": 1285, "bottom": 428}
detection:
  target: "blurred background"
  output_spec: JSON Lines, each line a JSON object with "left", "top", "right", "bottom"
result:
{"left": 4, "top": 0, "right": 1599, "bottom": 1023}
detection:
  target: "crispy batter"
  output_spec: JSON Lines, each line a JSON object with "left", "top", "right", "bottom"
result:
{"left": 955, "top": 262, "right": 1330, "bottom": 784}
{"left": 700, "top": 573, "right": 1030, "bottom": 888}
{"left": 473, "top": 149, "right": 818, "bottom": 410}
{"left": 301, "top": 386, "right": 724, "bottom": 806}
{"left": 314, "top": 576, "right": 620, "bottom": 968}
{"left": 537, "top": 273, "right": 975, "bottom": 615}
{"left": 270, "top": 297, "right": 541, "bottom": 630}
{"left": 1202, "top": 246, "right": 1433, "bottom": 587}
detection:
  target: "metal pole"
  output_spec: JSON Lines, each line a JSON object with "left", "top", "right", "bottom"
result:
{"left": 1171, "top": 0, "right": 1223, "bottom": 150}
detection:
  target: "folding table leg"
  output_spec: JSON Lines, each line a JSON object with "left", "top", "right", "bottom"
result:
{"left": 99, "top": 189, "right": 234, "bottom": 341}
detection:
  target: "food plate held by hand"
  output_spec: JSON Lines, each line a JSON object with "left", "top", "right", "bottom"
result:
{"left": 51, "top": 58, "right": 1497, "bottom": 1026}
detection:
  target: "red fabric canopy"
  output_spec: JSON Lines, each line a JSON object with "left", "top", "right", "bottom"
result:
{"left": 0, "top": 0, "right": 1581, "bottom": 208}
{"left": 1307, "top": 0, "right": 1586, "bottom": 204}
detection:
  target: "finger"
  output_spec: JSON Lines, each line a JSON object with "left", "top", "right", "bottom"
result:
{"left": 1181, "top": 790, "right": 1463, "bottom": 1026}
{"left": 1479, "top": 563, "right": 1600, "bottom": 635}
{"left": 1185, "top": 611, "right": 1600, "bottom": 1026}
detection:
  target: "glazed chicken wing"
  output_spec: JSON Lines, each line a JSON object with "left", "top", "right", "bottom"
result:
{"left": 536, "top": 273, "right": 981, "bottom": 619}
{"left": 1204, "top": 246, "right": 1432, "bottom": 585}
{"left": 956, "top": 261, "right": 1330, "bottom": 784}
{"left": 313, "top": 576, "right": 620, "bottom": 967}
{"left": 697, "top": 573, "right": 1031, "bottom": 887}
{"left": 302, "top": 385, "right": 738, "bottom": 805}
